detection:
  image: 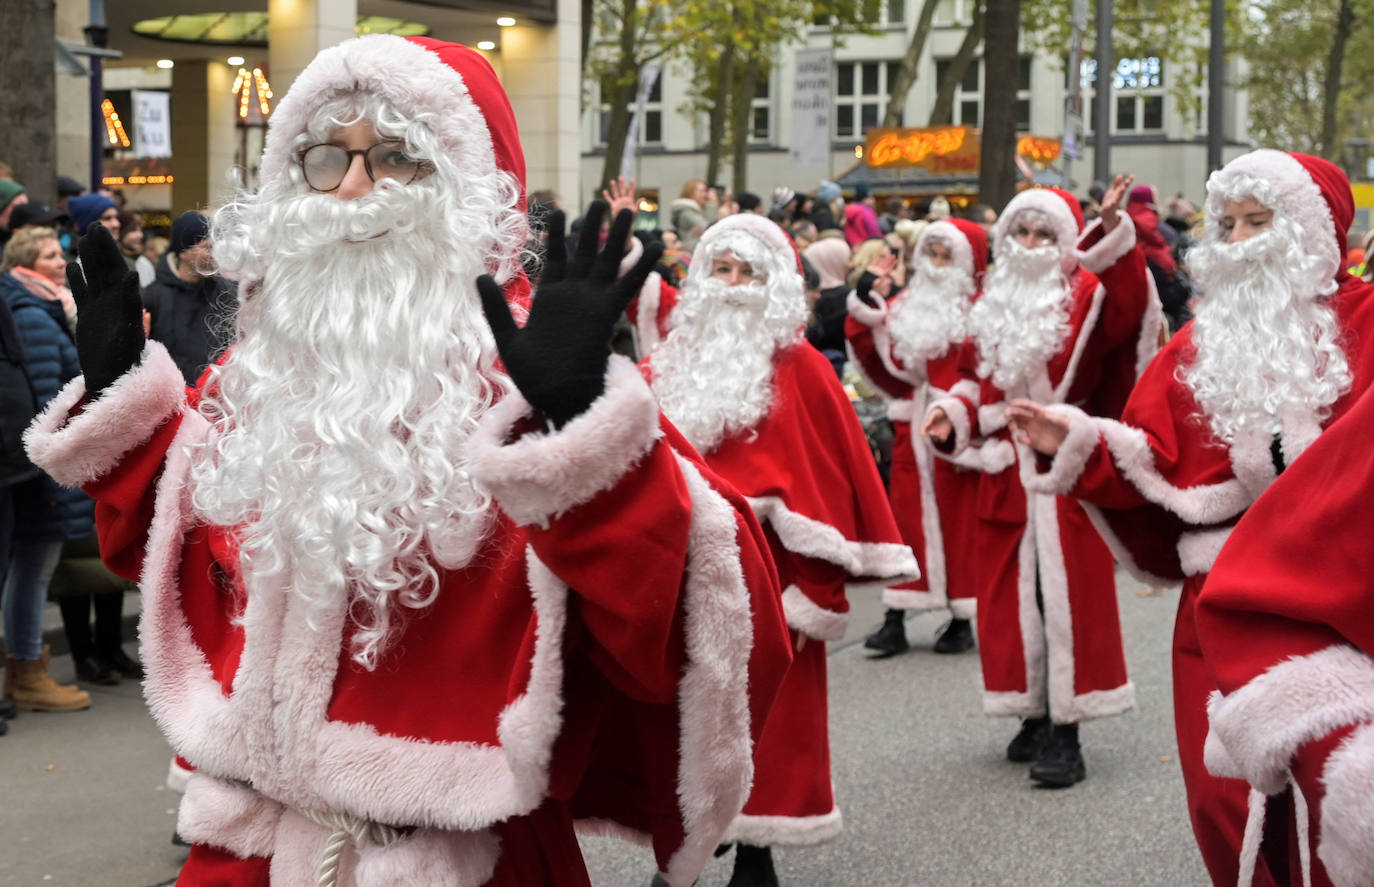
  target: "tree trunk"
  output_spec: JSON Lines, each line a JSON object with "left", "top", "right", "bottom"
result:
{"left": 882, "top": 0, "right": 942, "bottom": 127}
{"left": 705, "top": 42, "right": 736, "bottom": 185}
{"left": 978, "top": 0, "right": 1020, "bottom": 210}
{"left": 598, "top": 0, "right": 641, "bottom": 195}
{"left": 929, "top": 1, "right": 985, "bottom": 126}
{"left": 0, "top": 0, "right": 57, "bottom": 204}
{"left": 731, "top": 54, "right": 762, "bottom": 195}
{"left": 1320, "top": 0, "right": 1354, "bottom": 160}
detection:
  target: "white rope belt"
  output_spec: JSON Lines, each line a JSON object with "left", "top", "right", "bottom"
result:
{"left": 300, "top": 808, "right": 404, "bottom": 887}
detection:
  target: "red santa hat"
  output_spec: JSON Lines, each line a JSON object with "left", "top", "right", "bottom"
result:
{"left": 993, "top": 186, "right": 1085, "bottom": 273}
{"left": 256, "top": 34, "right": 530, "bottom": 301}
{"left": 692, "top": 213, "right": 804, "bottom": 276}
{"left": 1204, "top": 149, "right": 1353, "bottom": 283}
{"left": 915, "top": 217, "right": 989, "bottom": 284}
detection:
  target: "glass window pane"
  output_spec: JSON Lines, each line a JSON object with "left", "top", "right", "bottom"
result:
{"left": 838, "top": 63, "right": 854, "bottom": 97}
{"left": 837, "top": 104, "right": 854, "bottom": 136}
{"left": 755, "top": 77, "right": 769, "bottom": 99}
{"left": 862, "top": 62, "right": 880, "bottom": 96}
{"left": 1117, "top": 95, "right": 1136, "bottom": 130}
{"left": 1142, "top": 95, "right": 1163, "bottom": 130}
{"left": 888, "top": 0, "right": 906, "bottom": 21}
{"left": 861, "top": 102, "right": 879, "bottom": 131}
{"left": 752, "top": 106, "right": 769, "bottom": 139}
{"left": 962, "top": 60, "right": 980, "bottom": 93}
{"left": 1016, "top": 98, "right": 1031, "bottom": 131}
{"left": 1018, "top": 56, "right": 1032, "bottom": 91}
{"left": 599, "top": 110, "right": 611, "bottom": 144}
{"left": 960, "top": 99, "right": 979, "bottom": 126}
{"left": 645, "top": 110, "right": 662, "bottom": 143}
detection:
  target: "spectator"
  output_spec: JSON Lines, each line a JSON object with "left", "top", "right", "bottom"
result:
{"left": 848, "top": 237, "right": 905, "bottom": 292}
{"left": 789, "top": 219, "right": 819, "bottom": 252}
{"left": 812, "top": 179, "right": 843, "bottom": 232}
{"left": 802, "top": 236, "right": 853, "bottom": 356}
{"left": 142, "top": 211, "right": 239, "bottom": 386}
{"left": 0, "top": 180, "right": 29, "bottom": 248}
{"left": 928, "top": 195, "right": 952, "bottom": 220}
{"left": 7, "top": 202, "right": 69, "bottom": 236}
{"left": 737, "top": 192, "right": 765, "bottom": 215}
{"left": 55, "top": 175, "right": 84, "bottom": 214}
{"left": 879, "top": 196, "right": 906, "bottom": 234}
{"left": 770, "top": 185, "right": 796, "bottom": 218}
{"left": 144, "top": 235, "right": 169, "bottom": 270}
{"left": 67, "top": 194, "right": 119, "bottom": 240}
{"left": 844, "top": 185, "right": 883, "bottom": 247}
{"left": 116, "top": 210, "right": 155, "bottom": 287}
{"left": 0, "top": 227, "right": 93, "bottom": 711}
{"left": 669, "top": 179, "right": 719, "bottom": 249}
{"left": 1127, "top": 184, "right": 1191, "bottom": 330}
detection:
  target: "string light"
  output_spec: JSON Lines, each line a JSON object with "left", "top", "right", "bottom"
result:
{"left": 231, "top": 66, "right": 274, "bottom": 120}
{"left": 101, "top": 98, "right": 131, "bottom": 148}
{"left": 101, "top": 175, "right": 174, "bottom": 186}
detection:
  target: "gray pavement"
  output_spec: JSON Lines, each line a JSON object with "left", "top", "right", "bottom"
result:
{"left": 1, "top": 569, "right": 1208, "bottom": 886}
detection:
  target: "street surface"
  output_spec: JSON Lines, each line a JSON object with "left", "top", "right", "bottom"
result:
{"left": 1, "top": 569, "right": 1208, "bottom": 886}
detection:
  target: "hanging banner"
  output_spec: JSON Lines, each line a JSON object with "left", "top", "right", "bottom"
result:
{"left": 789, "top": 48, "right": 832, "bottom": 168}
{"left": 620, "top": 62, "right": 661, "bottom": 183}
{"left": 134, "top": 90, "right": 172, "bottom": 158}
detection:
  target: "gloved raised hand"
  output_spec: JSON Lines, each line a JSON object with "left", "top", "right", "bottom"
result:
{"left": 66, "top": 222, "right": 147, "bottom": 396}
{"left": 477, "top": 202, "right": 661, "bottom": 428}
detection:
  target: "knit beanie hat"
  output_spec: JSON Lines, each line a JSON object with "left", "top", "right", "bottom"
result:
{"left": 169, "top": 211, "right": 210, "bottom": 255}
{"left": 817, "top": 180, "right": 842, "bottom": 204}
{"left": 0, "top": 179, "right": 25, "bottom": 212}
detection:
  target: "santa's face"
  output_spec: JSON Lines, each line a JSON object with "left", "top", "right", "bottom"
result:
{"left": 1218, "top": 196, "right": 1274, "bottom": 244}
{"left": 924, "top": 239, "right": 953, "bottom": 267}
{"left": 887, "top": 238, "right": 975, "bottom": 367}
{"left": 709, "top": 251, "right": 761, "bottom": 289}
{"left": 1009, "top": 215, "right": 1058, "bottom": 251}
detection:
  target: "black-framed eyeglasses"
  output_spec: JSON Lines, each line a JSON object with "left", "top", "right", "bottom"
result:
{"left": 297, "top": 141, "right": 430, "bottom": 192}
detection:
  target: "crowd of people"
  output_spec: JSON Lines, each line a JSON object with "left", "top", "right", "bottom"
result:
{"left": 3, "top": 31, "right": 1374, "bottom": 887}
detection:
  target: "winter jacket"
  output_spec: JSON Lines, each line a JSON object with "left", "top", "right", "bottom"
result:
{"left": 843, "top": 203, "right": 883, "bottom": 247}
{"left": 0, "top": 272, "right": 93, "bottom": 541}
{"left": 142, "top": 252, "right": 239, "bottom": 386}
{"left": 0, "top": 277, "right": 37, "bottom": 487}
{"left": 669, "top": 198, "right": 712, "bottom": 248}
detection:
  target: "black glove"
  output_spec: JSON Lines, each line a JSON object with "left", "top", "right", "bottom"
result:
{"left": 855, "top": 271, "right": 881, "bottom": 309}
{"left": 478, "top": 202, "right": 661, "bottom": 428}
{"left": 67, "top": 222, "right": 147, "bottom": 396}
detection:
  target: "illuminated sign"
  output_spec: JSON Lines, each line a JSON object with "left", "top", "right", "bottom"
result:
{"left": 865, "top": 126, "right": 981, "bottom": 172}
{"left": 1017, "top": 135, "right": 1062, "bottom": 164}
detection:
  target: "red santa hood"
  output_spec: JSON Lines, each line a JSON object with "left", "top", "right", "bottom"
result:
{"left": 1203, "top": 149, "right": 1354, "bottom": 287}
{"left": 994, "top": 187, "right": 1086, "bottom": 274}
{"left": 257, "top": 34, "right": 531, "bottom": 306}
{"left": 915, "top": 217, "right": 989, "bottom": 283}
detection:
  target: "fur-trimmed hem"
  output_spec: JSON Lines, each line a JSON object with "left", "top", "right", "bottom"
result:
{"left": 948, "top": 597, "right": 977, "bottom": 620}
{"left": 747, "top": 496, "right": 918, "bottom": 582}
{"left": 1318, "top": 721, "right": 1374, "bottom": 886}
{"left": 1207, "top": 645, "right": 1374, "bottom": 795}
{"left": 1022, "top": 405, "right": 1099, "bottom": 495}
{"left": 983, "top": 690, "right": 1046, "bottom": 719}
{"left": 926, "top": 396, "right": 972, "bottom": 457}
{"left": 24, "top": 341, "right": 186, "bottom": 488}
{"left": 1053, "top": 682, "right": 1136, "bottom": 724}
{"left": 781, "top": 586, "right": 848, "bottom": 641}
{"left": 470, "top": 356, "right": 663, "bottom": 529}
{"left": 1075, "top": 213, "right": 1137, "bottom": 275}
{"left": 1178, "top": 527, "right": 1232, "bottom": 577}
{"left": 845, "top": 290, "right": 887, "bottom": 328}
{"left": 574, "top": 818, "right": 653, "bottom": 846}
{"left": 352, "top": 827, "right": 502, "bottom": 887}
{"left": 168, "top": 758, "right": 193, "bottom": 794}
{"left": 177, "top": 773, "right": 284, "bottom": 860}
{"left": 882, "top": 587, "right": 947, "bottom": 612}
{"left": 724, "top": 808, "right": 843, "bottom": 847}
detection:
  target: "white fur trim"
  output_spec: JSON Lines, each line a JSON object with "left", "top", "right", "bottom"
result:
{"left": 1207, "top": 645, "right": 1374, "bottom": 795}
{"left": 912, "top": 420, "right": 948, "bottom": 597}
{"left": 23, "top": 341, "right": 186, "bottom": 488}
{"left": 352, "top": 827, "right": 502, "bottom": 887}
{"left": 984, "top": 690, "right": 1044, "bottom": 719}
{"left": 845, "top": 289, "right": 887, "bottom": 328}
{"left": 1021, "top": 404, "right": 1100, "bottom": 495}
{"left": 469, "top": 355, "right": 663, "bottom": 529}
{"left": 886, "top": 399, "right": 915, "bottom": 423}
{"left": 926, "top": 396, "right": 973, "bottom": 457}
{"left": 618, "top": 234, "right": 644, "bottom": 279}
{"left": 167, "top": 758, "right": 193, "bottom": 794}
{"left": 695, "top": 214, "right": 796, "bottom": 265}
{"left": 633, "top": 273, "right": 664, "bottom": 357}
{"left": 882, "top": 587, "right": 947, "bottom": 611}
{"left": 746, "top": 496, "right": 918, "bottom": 582}
{"left": 982, "top": 499, "right": 1048, "bottom": 720}
{"left": 725, "top": 807, "right": 843, "bottom": 847}
{"left": 1075, "top": 213, "right": 1137, "bottom": 275}
{"left": 945, "top": 439, "right": 1017, "bottom": 474}
{"left": 1049, "top": 282, "right": 1106, "bottom": 406}
{"left": 949, "top": 597, "right": 977, "bottom": 620}
{"left": 1136, "top": 273, "right": 1165, "bottom": 381}
{"left": 978, "top": 403, "right": 1010, "bottom": 435}
{"left": 781, "top": 585, "right": 848, "bottom": 641}
{"left": 574, "top": 818, "right": 653, "bottom": 846}
{"left": 177, "top": 773, "right": 284, "bottom": 859}
{"left": 1078, "top": 503, "right": 1180, "bottom": 588}
{"left": 916, "top": 221, "right": 976, "bottom": 280}
{"left": 1318, "top": 721, "right": 1374, "bottom": 886}
{"left": 1177, "top": 527, "right": 1232, "bottom": 576}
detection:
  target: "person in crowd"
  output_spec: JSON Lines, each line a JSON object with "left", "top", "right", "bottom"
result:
{"left": 844, "top": 186, "right": 883, "bottom": 247}
{"left": 927, "top": 195, "right": 952, "bottom": 221}
{"left": 801, "top": 236, "right": 853, "bottom": 362}
{"left": 55, "top": 175, "right": 84, "bottom": 213}
{"left": 670, "top": 178, "right": 720, "bottom": 249}
{"left": 922, "top": 177, "right": 1158, "bottom": 787}
{"left": 788, "top": 219, "right": 819, "bottom": 252}
{"left": 8, "top": 202, "right": 70, "bottom": 236}
{"left": 1007, "top": 151, "right": 1374, "bottom": 885}
{"left": 116, "top": 210, "right": 156, "bottom": 287}
{"left": 67, "top": 194, "right": 119, "bottom": 241}
{"left": 0, "top": 227, "right": 92, "bottom": 712}
{"left": 848, "top": 238, "right": 905, "bottom": 294}
{"left": 141, "top": 211, "right": 239, "bottom": 386}
{"left": 847, "top": 219, "right": 989, "bottom": 658}
{"left": 737, "top": 192, "right": 766, "bottom": 215}
{"left": 645, "top": 213, "right": 916, "bottom": 887}
{"left": 0, "top": 179, "right": 29, "bottom": 249}
{"left": 892, "top": 218, "right": 930, "bottom": 278}
{"left": 812, "top": 180, "right": 843, "bottom": 233}
{"left": 1126, "top": 183, "right": 1191, "bottom": 331}
{"left": 33, "top": 36, "right": 791, "bottom": 885}
{"left": 143, "top": 234, "right": 169, "bottom": 271}
{"left": 769, "top": 186, "right": 796, "bottom": 221}
{"left": 879, "top": 196, "right": 906, "bottom": 234}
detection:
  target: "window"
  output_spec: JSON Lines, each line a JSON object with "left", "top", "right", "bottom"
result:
{"left": 933, "top": 56, "right": 1032, "bottom": 131}
{"left": 751, "top": 76, "right": 771, "bottom": 142}
{"left": 933, "top": 0, "right": 975, "bottom": 26}
{"left": 596, "top": 72, "right": 664, "bottom": 147}
{"left": 835, "top": 61, "right": 902, "bottom": 138}
{"left": 1076, "top": 56, "right": 1164, "bottom": 134}
{"left": 823, "top": 0, "right": 904, "bottom": 27}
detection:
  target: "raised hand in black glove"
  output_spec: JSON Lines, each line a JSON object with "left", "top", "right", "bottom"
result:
{"left": 67, "top": 222, "right": 147, "bottom": 396}
{"left": 477, "top": 202, "right": 661, "bottom": 428}
{"left": 855, "top": 271, "right": 882, "bottom": 309}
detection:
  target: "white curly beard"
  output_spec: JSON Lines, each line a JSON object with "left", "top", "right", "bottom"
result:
{"left": 887, "top": 257, "right": 976, "bottom": 370}
{"left": 967, "top": 239, "right": 1073, "bottom": 392}
{"left": 651, "top": 273, "right": 807, "bottom": 454}
{"left": 1181, "top": 223, "right": 1351, "bottom": 444}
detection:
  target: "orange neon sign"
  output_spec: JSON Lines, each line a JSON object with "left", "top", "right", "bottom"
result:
{"left": 1017, "top": 135, "right": 1062, "bottom": 164}
{"left": 865, "top": 126, "right": 981, "bottom": 171}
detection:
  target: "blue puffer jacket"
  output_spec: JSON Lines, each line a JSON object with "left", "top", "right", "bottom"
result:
{"left": 0, "top": 272, "right": 94, "bottom": 542}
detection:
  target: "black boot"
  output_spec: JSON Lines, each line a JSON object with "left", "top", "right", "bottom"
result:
{"left": 932, "top": 617, "right": 975, "bottom": 654}
{"left": 863, "top": 609, "right": 910, "bottom": 657}
{"left": 0, "top": 697, "right": 17, "bottom": 719}
{"left": 1029, "top": 722, "right": 1086, "bottom": 787}
{"left": 727, "top": 844, "right": 779, "bottom": 887}
{"left": 1005, "top": 716, "right": 1050, "bottom": 763}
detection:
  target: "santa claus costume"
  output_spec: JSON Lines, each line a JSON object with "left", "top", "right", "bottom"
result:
{"left": 27, "top": 36, "right": 794, "bottom": 887}
{"left": 1197, "top": 384, "right": 1374, "bottom": 887}
{"left": 844, "top": 218, "right": 988, "bottom": 655}
{"left": 925, "top": 185, "right": 1159, "bottom": 786}
{"left": 1017, "top": 151, "right": 1374, "bottom": 883}
{"left": 646, "top": 214, "right": 918, "bottom": 885}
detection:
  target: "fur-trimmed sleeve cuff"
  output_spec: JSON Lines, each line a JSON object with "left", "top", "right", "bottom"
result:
{"left": 925, "top": 395, "right": 973, "bottom": 457}
{"left": 177, "top": 773, "right": 283, "bottom": 859}
{"left": 1022, "top": 405, "right": 1101, "bottom": 495}
{"left": 781, "top": 585, "right": 848, "bottom": 642}
{"left": 1205, "top": 645, "right": 1374, "bottom": 795}
{"left": 845, "top": 290, "right": 887, "bottom": 328}
{"left": 1076, "top": 213, "right": 1137, "bottom": 275}
{"left": 470, "top": 355, "right": 664, "bottom": 529}
{"left": 24, "top": 341, "right": 187, "bottom": 488}
{"left": 1317, "top": 721, "right": 1374, "bottom": 885}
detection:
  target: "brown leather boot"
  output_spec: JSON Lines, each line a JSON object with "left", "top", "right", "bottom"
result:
{"left": 5, "top": 651, "right": 91, "bottom": 712}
